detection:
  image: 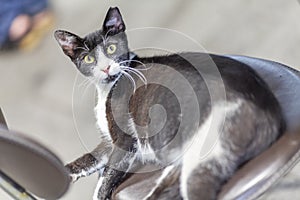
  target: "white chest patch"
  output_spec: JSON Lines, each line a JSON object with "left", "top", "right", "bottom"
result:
{"left": 137, "top": 142, "right": 158, "bottom": 163}
{"left": 127, "top": 117, "right": 158, "bottom": 163}
{"left": 95, "top": 83, "right": 115, "bottom": 142}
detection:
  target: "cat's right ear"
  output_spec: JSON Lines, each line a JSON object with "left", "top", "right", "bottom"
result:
{"left": 102, "top": 7, "right": 126, "bottom": 35}
{"left": 54, "top": 30, "right": 83, "bottom": 60}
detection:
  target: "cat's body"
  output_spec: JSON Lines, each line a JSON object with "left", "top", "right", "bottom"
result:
{"left": 55, "top": 7, "right": 285, "bottom": 200}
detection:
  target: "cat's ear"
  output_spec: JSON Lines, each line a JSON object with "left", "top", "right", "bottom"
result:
{"left": 102, "top": 7, "right": 126, "bottom": 35}
{"left": 54, "top": 30, "right": 84, "bottom": 60}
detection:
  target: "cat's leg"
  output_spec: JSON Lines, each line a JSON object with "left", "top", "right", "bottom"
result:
{"left": 143, "top": 165, "right": 180, "bottom": 200}
{"left": 180, "top": 156, "right": 235, "bottom": 200}
{"left": 180, "top": 100, "right": 281, "bottom": 200}
{"left": 65, "top": 140, "right": 112, "bottom": 182}
{"left": 94, "top": 167, "right": 132, "bottom": 200}
{"left": 94, "top": 142, "right": 138, "bottom": 200}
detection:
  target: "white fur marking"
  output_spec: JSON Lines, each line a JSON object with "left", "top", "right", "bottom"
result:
{"left": 143, "top": 165, "right": 175, "bottom": 200}
{"left": 128, "top": 116, "right": 158, "bottom": 163}
{"left": 93, "top": 48, "right": 123, "bottom": 141}
{"left": 93, "top": 176, "right": 104, "bottom": 200}
{"left": 95, "top": 83, "right": 114, "bottom": 141}
{"left": 137, "top": 142, "right": 158, "bottom": 163}
{"left": 92, "top": 48, "right": 122, "bottom": 82}
{"left": 180, "top": 101, "right": 241, "bottom": 199}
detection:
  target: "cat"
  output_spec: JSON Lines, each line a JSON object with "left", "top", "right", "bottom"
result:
{"left": 54, "top": 7, "right": 285, "bottom": 200}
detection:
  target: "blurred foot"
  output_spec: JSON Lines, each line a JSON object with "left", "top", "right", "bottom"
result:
{"left": 9, "top": 14, "right": 31, "bottom": 42}
{"left": 4, "top": 10, "right": 54, "bottom": 51}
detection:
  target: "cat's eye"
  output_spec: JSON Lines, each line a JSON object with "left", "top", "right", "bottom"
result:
{"left": 84, "top": 55, "right": 95, "bottom": 64}
{"left": 107, "top": 44, "right": 117, "bottom": 54}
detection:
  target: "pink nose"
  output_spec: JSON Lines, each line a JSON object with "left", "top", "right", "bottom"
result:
{"left": 102, "top": 65, "right": 110, "bottom": 74}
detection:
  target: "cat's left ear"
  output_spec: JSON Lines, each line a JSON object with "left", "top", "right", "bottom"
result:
{"left": 102, "top": 7, "right": 126, "bottom": 35}
{"left": 54, "top": 30, "right": 84, "bottom": 60}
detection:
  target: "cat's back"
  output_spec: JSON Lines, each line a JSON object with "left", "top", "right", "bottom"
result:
{"left": 128, "top": 52, "right": 285, "bottom": 164}
{"left": 138, "top": 52, "right": 282, "bottom": 114}
{"left": 135, "top": 52, "right": 285, "bottom": 136}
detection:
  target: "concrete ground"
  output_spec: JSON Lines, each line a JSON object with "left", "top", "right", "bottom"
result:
{"left": 1, "top": 0, "right": 300, "bottom": 199}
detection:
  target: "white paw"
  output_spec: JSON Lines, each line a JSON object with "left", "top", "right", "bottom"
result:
{"left": 69, "top": 173, "right": 80, "bottom": 183}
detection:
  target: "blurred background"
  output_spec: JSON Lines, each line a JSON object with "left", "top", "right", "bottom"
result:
{"left": 0, "top": 0, "right": 300, "bottom": 199}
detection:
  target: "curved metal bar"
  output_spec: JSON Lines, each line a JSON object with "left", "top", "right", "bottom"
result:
{"left": 0, "top": 170, "right": 37, "bottom": 200}
{"left": 218, "top": 132, "right": 300, "bottom": 200}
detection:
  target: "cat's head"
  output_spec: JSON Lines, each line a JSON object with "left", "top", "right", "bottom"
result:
{"left": 54, "top": 7, "right": 129, "bottom": 84}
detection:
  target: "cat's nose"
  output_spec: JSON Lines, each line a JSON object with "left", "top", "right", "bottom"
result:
{"left": 102, "top": 65, "right": 111, "bottom": 74}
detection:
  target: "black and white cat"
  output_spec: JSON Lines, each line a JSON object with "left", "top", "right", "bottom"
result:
{"left": 55, "top": 7, "right": 285, "bottom": 200}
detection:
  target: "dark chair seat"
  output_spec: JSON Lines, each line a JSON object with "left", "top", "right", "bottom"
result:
{"left": 112, "top": 55, "right": 300, "bottom": 200}
{"left": 217, "top": 55, "right": 300, "bottom": 200}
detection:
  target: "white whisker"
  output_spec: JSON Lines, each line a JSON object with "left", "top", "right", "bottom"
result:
{"left": 122, "top": 71, "right": 136, "bottom": 92}
{"left": 117, "top": 60, "right": 131, "bottom": 66}
{"left": 130, "top": 59, "right": 149, "bottom": 69}
{"left": 118, "top": 59, "right": 151, "bottom": 70}
{"left": 104, "top": 29, "right": 113, "bottom": 42}
{"left": 75, "top": 46, "right": 88, "bottom": 52}
{"left": 78, "top": 78, "right": 92, "bottom": 88}
{"left": 83, "top": 41, "right": 90, "bottom": 51}
{"left": 80, "top": 78, "right": 96, "bottom": 99}
{"left": 100, "top": 34, "right": 106, "bottom": 44}
{"left": 121, "top": 67, "right": 147, "bottom": 85}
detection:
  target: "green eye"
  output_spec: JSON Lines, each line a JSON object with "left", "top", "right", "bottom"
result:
{"left": 107, "top": 44, "right": 117, "bottom": 54}
{"left": 84, "top": 55, "right": 95, "bottom": 64}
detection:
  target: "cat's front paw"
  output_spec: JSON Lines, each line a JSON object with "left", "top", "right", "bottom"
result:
{"left": 65, "top": 163, "right": 94, "bottom": 183}
{"left": 65, "top": 162, "right": 98, "bottom": 182}
{"left": 65, "top": 153, "right": 99, "bottom": 182}
{"left": 69, "top": 173, "right": 80, "bottom": 183}
{"left": 65, "top": 164, "right": 82, "bottom": 183}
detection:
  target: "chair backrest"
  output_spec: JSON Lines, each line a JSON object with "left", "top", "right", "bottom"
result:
{"left": 217, "top": 55, "right": 300, "bottom": 200}
{"left": 227, "top": 55, "right": 300, "bottom": 132}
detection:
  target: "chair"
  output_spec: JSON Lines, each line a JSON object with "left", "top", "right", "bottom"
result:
{"left": 112, "top": 55, "right": 300, "bottom": 200}
{"left": 0, "top": 108, "right": 70, "bottom": 200}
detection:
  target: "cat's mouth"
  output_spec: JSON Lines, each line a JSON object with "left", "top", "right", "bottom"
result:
{"left": 102, "top": 73, "right": 121, "bottom": 84}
